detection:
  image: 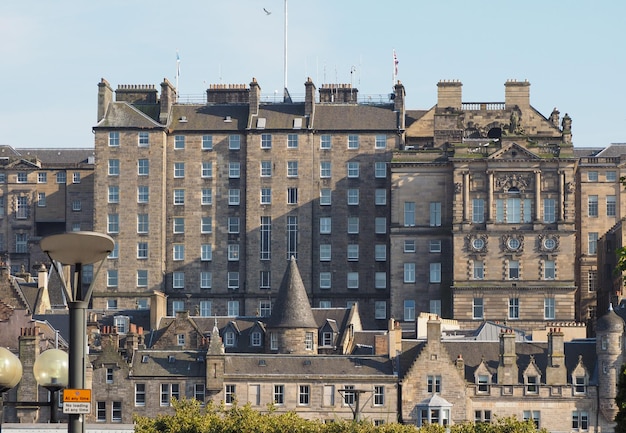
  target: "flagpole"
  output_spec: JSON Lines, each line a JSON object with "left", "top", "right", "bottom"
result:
{"left": 176, "top": 51, "right": 180, "bottom": 102}
{"left": 283, "top": 0, "right": 288, "bottom": 101}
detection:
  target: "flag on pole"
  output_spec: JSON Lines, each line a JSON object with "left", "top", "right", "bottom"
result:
{"left": 393, "top": 49, "right": 399, "bottom": 77}
{"left": 176, "top": 51, "right": 181, "bottom": 79}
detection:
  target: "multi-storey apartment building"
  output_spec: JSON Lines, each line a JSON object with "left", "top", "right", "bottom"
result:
{"left": 0, "top": 146, "right": 94, "bottom": 274}
{"left": 93, "top": 78, "right": 404, "bottom": 319}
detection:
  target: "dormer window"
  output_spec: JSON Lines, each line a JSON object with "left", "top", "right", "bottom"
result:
{"left": 224, "top": 331, "right": 236, "bottom": 347}
{"left": 525, "top": 375, "right": 539, "bottom": 394}
{"left": 250, "top": 331, "right": 262, "bottom": 347}
{"left": 574, "top": 376, "right": 586, "bottom": 394}
{"left": 477, "top": 374, "right": 490, "bottom": 393}
{"left": 177, "top": 334, "right": 185, "bottom": 346}
{"left": 321, "top": 332, "right": 333, "bottom": 347}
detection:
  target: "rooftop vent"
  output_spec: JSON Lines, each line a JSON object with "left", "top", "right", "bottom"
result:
{"left": 179, "top": 116, "right": 188, "bottom": 123}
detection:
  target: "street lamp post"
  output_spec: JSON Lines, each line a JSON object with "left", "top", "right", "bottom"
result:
{"left": 41, "top": 232, "right": 114, "bottom": 433}
{"left": 33, "top": 348, "right": 69, "bottom": 423}
{"left": 0, "top": 347, "right": 23, "bottom": 433}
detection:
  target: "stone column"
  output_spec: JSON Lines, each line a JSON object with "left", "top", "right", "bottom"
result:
{"left": 534, "top": 171, "right": 541, "bottom": 222}
{"left": 487, "top": 171, "right": 494, "bottom": 221}
{"left": 463, "top": 172, "right": 470, "bottom": 221}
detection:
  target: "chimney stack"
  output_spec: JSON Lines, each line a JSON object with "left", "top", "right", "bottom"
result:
{"left": 504, "top": 79, "right": 530, "bottom": 109}
{"left": 546, "top": 327, "right": 566, "bottom": 385}
{"left": 437, "top": 80, "right": 462, "bottom": 110}
{"left": 97, "top": 78, "right": 113, "bottom": 122}
{"left": 497, "top": 329, "right": 518, "bottom": 385}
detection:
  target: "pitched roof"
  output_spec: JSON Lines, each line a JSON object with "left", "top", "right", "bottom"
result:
{"left": 96, "top": 102, "right": 163, "bottom": 128}
{"left": 314, "top": 104, "right": 397, "bottom": 131}
{"left": 265, "top": 257, "right": 317, "bottom": 329}
{"left": 16, "top": 148, "right": 95, "bottom": 165}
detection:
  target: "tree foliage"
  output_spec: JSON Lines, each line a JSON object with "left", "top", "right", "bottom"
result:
{"left": 134, "top": 399, "right": 551, "bottom": 433}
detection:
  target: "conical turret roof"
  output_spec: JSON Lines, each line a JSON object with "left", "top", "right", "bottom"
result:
{"left": 266, "top": 256, "right": 317, "bottom": 329}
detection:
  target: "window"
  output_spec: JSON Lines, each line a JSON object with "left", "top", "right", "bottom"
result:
{"left": 260, "top": 160, "right": 272, "bottom": 177}
{"left": 107, "top": 214, "right": 119, "bottom": 233}
{"left": 287, "top": 216, "right": 298, "bottom": 259}
{"left": 202, "top": 188, "right": 213, "bottom": 205}
{"left": 270, "top": 332, "right": 278, "bottom": 350}
{"left": 320, "top": 161, "right": 331, "bottom": 178}
{"left": 588, "top": 195, "right": 598, "bottom": 217}
{"left": 430, "top": 263, "right": 441, "bottom": 283}
{"left": 375, "top": 135, "right": 386, "bottom": 149}
{"left": 607, "top": 171, "right": 617, "bottom": 181}
{"left": 375, "top": 300, "right": 387, "bottom": 318}
{"left": 588, "top": 232, "right": 598, "bottom": 255}
{"left": 200, "top": 244, "right": 212, "bottom": 262}
{"left": 259, "top": 299, "right": 271, "bottom": 315}
{"left": 375, "top": 189, "right": 386, "bottom": 205}
{"left": 228, "top": 243, "right": 240, "bottom": 261}
{"left": 508, "top": 298, "right": 520, "bottom": 319}
{"left": 109, "top": 131, "right": 120, "bottom": 146}
{"left": 174, "top": 162, "right": 185, "bottom": 178}
{"left": 38, "top": 172, "right": 47, "bottom": 183}
{"left": 137, "top": 186, "right": 149, "bottom": 203}
{"left": 343, "top": 385, "right": 356, "bottom": 405}
{"left": 173, "top": 217, "right": 185, "bottom": 234}
{"left": 200, "top": 272, "right": 212, "bottom": 289}
{"left": 14, "top": 172, "right": 26, "bottom": 184}
{"left": 56, "top": 172, "right": 66, "bottom": 184}
{"left": 108, "top": 186, "right": 119, "bottom": 203}
{"left": 274, "top": 385, "right": 285, "bottom": 405}
{"left": 224, "top": 331, "right": 236, "bottom": 347}
{"left": 202, "top": 135, "right": 213, "bottom": 150}
{"left": 194, "top": 384, "right": 205, "bottom": 403}
{"left": 97, "top": 401, "right": 106, "bottom": 422}
{"left": 225, "top": 385, "right": 236, "bottom": 404}
{"left": 200, "top": 216, "right": 211, "bottom": 234}
{"left": 199, "top": 301, "right": 212, "bottom": 316}
{"left": 14, "top": 232, "right": 28, "bottom": 253}
{"left": 227, "top": 300, "right": 240, "bottom": 317}
{"left": 347, "top": 217, "right": 359, "bottom": 234}
{"left": 228, "top": 272, "right": 239, "bottom": 290}
{"left": 574, "top": 376, "right": 586, "bottom": 394}
{"left": 260, "top": 188, "right": 272, "bottom": 204}
{"left": 320, "top": 244, "right": 331, "bottom": 261}
{"left": 320, "top": 135, "right": 331, "bottom": 149}
{"left": 228, "top": 189, "right": 240, "bottom": 205}
{"left": 172, "top": 272, "right": 184, "bottom": 289}
{"left": 138, "top": 159, "right": 149, "bottom": 175}
{"left": 347, "top": 162, "right": 360, "bottom": 178}
{"left": 473, "top": 298, "right": 484, "bottom": 319}
{"left": 14, "top": 197, "right": 28, "bottom": 219}
{"left": 287, "top": 187, "right": 298, "bottom": 204}
{"left": 375, "top": 273, "right": 386, "bottom": 291}
{"left": 173, "top": 189, "right": 185, "bottom": 205}
{"left": 229, "top": 135, "right": 241, "bottom": 150}
{"left": 108, "top": 242, "right": 118, "bottom": 259}
{"left": 347, "top": 244, "right": 359, "bottom": 261}
{"left": 107, "top": 270, "right": 118, "bottom": 287}
{"left": 287, "top": 161, "right": 298, "bottom": 177}
{"left": 430, "top": 202, "right": 442, "bottom": 226}
{"left": 427, "top": 375, "right": 441, "bottom": 393}
{"left": 523, "top": 410, "right": 540, "bottom": 428}
{"left": 137, "top": 214, "right": 149, "bottom": 233}
{"left": 347, "top": 272, "right": 359, "bottom": 289}
{"left": 588, "top": 270, "right": 597, "bottom": 292}
{"left": 260, "top": 216, "right": 271, "bottom": 260}
{"left": 404, "top": 300, "right": 415, "bottom": 321}
{"left": 607, "top": 195, "right": 616, "bottom": 217}
{"left": 107, "top": 299, "right": 118, "bottom": 310}
{"left": 404, "top": 240, "right": 416, "bottom": 253}
{"left": 72, "top": 172, "right": 80, "bottom": 183}
{"left": 320, "top": 217, "right": 331, "bottom": 234}
{"left": 173, "top": 244, "right": 185, "bottom": 261}
{"left": 543, "top": 198, "right": 556, "bottom": 223}
{"left": 404, "top": 202, "right": 415, "bottom": 226}
{"left": 112, "top": 401, "right": 122, "bottom": 422}
{"left": 260, "top": 134, "right": 271, "bottom": 149}
{"left": 298, "top": 385, "right": 310, "bottom": 405}
{"left": 72, "top": 223, "right": 81, "bottom": 232}
{"left": 37, "top": 192, "right": 46, "bottom": 207}
{"left": 227, "top": 217, "right": 240, "bottom": 234}
{"left": 138, "top": 131, "right": 149, "bottom": 147}
{"left": 473, "top": 261, "right": 484, "bottom": 280}
{"left": 287, "top": 133, "right": 298, "bottom": 148}
{"left": 135, "top": 384, "right": 146, "bottom": 406}
{"left": 508, "top": 260, "right": 519, "bottom": 279}
{"left": 476, "top": 375, "right": 490, "bottom": 393}
{"left": 319, "top": 300, "right": 331, "bottom": 308}
{"left": 305, "top": 332, "right": 314, "bottom": 350}
{"left": 137, "top": 270, "right": 148, "bottom": 287}
{"left": 572, "top": 411, "right": 589, "bottom": 431}
{"left": 250, "top": 332, "right": 262, "bottom": 346}
{"left": 375, "top": 244, "right": 386, "bottom": 261}
{"left": 137, "top": 242, "right": 148, "bottom": 259}
{"left": 472, "top": 198, "right": 485, "bottom": 223}
{"left": 374, "top": 162, "right": 386, "bottom": 178}
{"left": 174, "top": 135, "right": 185, "bottom": 149}
{"left": 375, "top": 217, "right": 387, "bottom": 234}
{"left": 108, "top": 159, "right": 120, "bottom": 176}
{"left": 348, "top": 135, "right": 359, "bottom": 149}
{"left": 588, "top": 171, "right": 598, "bottom": 181}
{"left": 201, "top": 162, "right": 213, "bottom": 178}
{"left": 319, "top": 272, "right": 331, "bottom": 289}
{"left": 347, "top": 189, "right": 359, "bottom": 205}
{"left": 229, "top": 162, "right": 240, "bottom": 178}
{"left": 404, "top": 263, "right": 416, "bottom": 283}
{"left": 172, "top": 301, "right": 185, "bottom": 313}
{"left": 105, "top": 367, "right": 114, "bottom": 384}
{"left": 320, "top": 188, "right": 331, "bottom": 205}
{"left": 544, "top": 298, "right": 555, "bottom": 320}
{"left": 544, "top": 260, "right": 555, "bottom": 280}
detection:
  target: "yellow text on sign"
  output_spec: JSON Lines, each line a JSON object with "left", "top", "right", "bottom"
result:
{"left": 63, "top": 389, "right": 92, "bottom": 403}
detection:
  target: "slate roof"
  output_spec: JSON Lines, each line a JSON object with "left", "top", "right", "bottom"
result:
{"left": 223, "top": 354, "right": 396, "bottom": 378}
{"left": 131, "top": 350, "right": 206, "bottom": 377}
{"left": 314, "top": 104, "right": 397, "bottom": 131}
{"left": 255, "top": 104, "right": 307, "bottom": 129}
{"left": 170, "top": 104, "right": 248, "bottom": 132}
{"left": 96, "top": 102, "right": 163, "bottom": 129}
{"left": 595, "top": 143, "right": 626, "bottom": 158}
{"left": 398, "top": 338, "right": 597, "bottom": 385}
{"left": 15, "top": 148, "right": 95, "bottom": 165}
{"left": 596, "top": 306, "right": 624, "bottom": 333}
{"left": 265, "top": 257, "right": 317, "bottom": 329}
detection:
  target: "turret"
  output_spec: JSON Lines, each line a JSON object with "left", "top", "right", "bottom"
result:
{"left": 596, "top": 305, "right": 624, "bottom": 422}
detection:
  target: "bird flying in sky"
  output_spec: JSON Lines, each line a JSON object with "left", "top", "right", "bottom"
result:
{"left": 263, "top": 8, "right": 271, "bottom": 15}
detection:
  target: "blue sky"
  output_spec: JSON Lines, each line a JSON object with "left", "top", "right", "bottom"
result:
{"left": 1, "top": 1, "right": 624, "bottom": 149}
